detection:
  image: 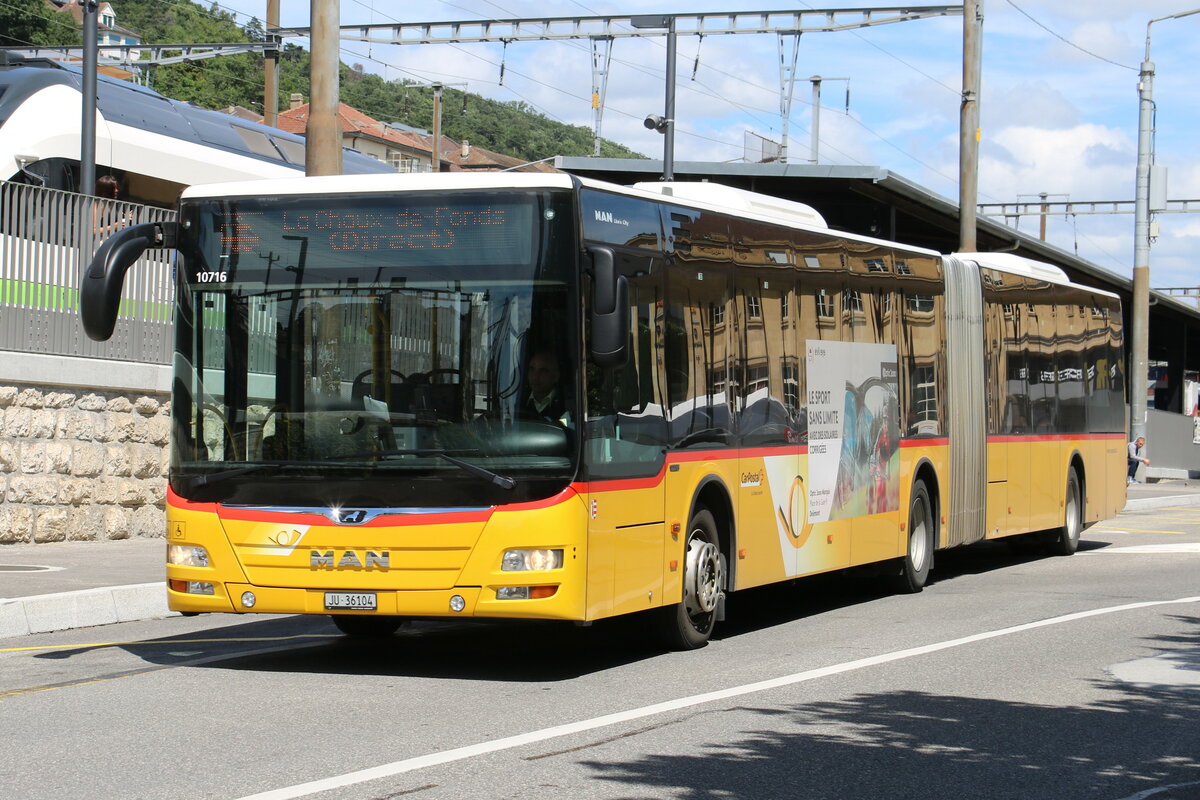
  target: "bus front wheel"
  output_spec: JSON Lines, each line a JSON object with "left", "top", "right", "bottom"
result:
{"left": 660, "top": 508, "right": 725, "bottom": 650}
{"left": 893, "top": 479, "right": 934, "bottom": 594}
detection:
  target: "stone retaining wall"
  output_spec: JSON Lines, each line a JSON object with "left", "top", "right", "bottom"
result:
{"left": 0, "top": 384, "right": 169, "bottom": 544}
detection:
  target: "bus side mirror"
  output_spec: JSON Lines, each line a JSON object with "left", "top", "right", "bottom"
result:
{"left": 588, "top": 245, "right": 629, "bottom": 368}
{"left": 80, "top": 221, "right": 177, "bottom": 341}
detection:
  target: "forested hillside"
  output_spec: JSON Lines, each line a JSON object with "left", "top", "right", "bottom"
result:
{"left": 2, "top": 0, "right": 643, "bottom": 161}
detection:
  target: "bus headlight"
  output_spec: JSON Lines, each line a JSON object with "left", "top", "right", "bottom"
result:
{"left": 496, "top": 586, "right": 558, "bottom": 600}
{"left": 168, "top": 545, "right": 210, "bottom": 567}
{"left": 501, "top": 549, "right": 563, "bottom": 571}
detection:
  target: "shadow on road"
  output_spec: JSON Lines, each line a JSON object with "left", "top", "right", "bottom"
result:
{"left": 573, "top": 617, "right": 1200, "bottom": 799}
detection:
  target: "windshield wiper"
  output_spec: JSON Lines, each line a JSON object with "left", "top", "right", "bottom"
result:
{"left": 176, "top": 460, "right": 326, "bottom": 492}
{"left": 330, "top": 449, "right": 516, "bottom": 490}
{"left": 179, "top": 463, "right": 275, "bottom": 492}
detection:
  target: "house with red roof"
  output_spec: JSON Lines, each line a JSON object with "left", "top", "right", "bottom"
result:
{"left": 276, "top": 94, "right": 558, "bottom": 174}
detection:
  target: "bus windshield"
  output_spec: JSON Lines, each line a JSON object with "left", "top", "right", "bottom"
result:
{"left": 169, "top": 189, "right": 580, "bottom": 508}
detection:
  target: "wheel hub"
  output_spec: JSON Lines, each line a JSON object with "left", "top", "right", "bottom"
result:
{"left": 683, "top": 537, "right": 724, "bottom": 616}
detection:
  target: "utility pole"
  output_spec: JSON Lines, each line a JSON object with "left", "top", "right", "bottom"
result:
{"left": 810, "top": 77, "right": 822, "bottom": 165}
{"left": 590, "top": 38, "right": 613, "bottom": 158}
{"left": 958, "top": 0, "right": 982, "bottom": 251}
{"left": 806, "top": 76, "right": 848, "bottom": 165}
{"left": 431, "top": 83, "right": 443, "bottom": 172}
{"left": 80, "top": 0, "right": 98, "bottom": 196}
{"left": 1132, "top": 8, "right": 1200, "bottom": 442}
{"left": 629, "top": 15, "right": 677, "bottom": 181}
{"left": 263, "top": 0, "right": 279, "bottom": 128}
{"left": 306, "top": 0, "right": 341, "bottom": 176}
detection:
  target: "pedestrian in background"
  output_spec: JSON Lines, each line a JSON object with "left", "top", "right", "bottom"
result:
{"left": 93, "top": 174, "right": 131, "bottom": 236}
{"left": 1128, "top": 435, "right": 1150, "bottom": 484}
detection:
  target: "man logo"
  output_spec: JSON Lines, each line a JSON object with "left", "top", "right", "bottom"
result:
{"left": 337, "top": 509, "right": 368, "bottom": 525}
{"left": 311, "top": 550, "right": 390, "bottom": 569}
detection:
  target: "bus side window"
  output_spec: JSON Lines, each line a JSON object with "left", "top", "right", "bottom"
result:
{"left": 736, "top": 270, "right": 794, "bottom": 446}
{"left": 665, "top": 261, "right": 732, "bottom": 448}
{"left": 583, "top": 268, "right": 667, "bottom": 480}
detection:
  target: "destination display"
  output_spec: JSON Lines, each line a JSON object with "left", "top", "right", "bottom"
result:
{"left": 194, "top": 194, "right": 537, "bottom": 273}
{"left": 216, "top": 205, "right": 515, "bottom": 254}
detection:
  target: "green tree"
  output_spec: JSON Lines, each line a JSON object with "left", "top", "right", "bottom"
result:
{"left": 78, "top": 0, "right": 643, "bottom": 160}
{"left": 0, "top": 0, "right": 81, "bottom": 47}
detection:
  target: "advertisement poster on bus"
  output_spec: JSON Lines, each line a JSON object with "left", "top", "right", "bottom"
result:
{"left": 805, "top": 340, "right": 900, "bottom": 523}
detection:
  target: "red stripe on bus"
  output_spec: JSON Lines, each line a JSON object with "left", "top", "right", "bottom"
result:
{"left": 580, "top": 465, "right": 668, "bottom": 493}
{"left": 987, "top": 433, "right": 1126, "bottom": 443}
{"left": 167, "top": 487, "right": 217, "bottom": 513}
{"left": 666, "top": 445, "right": 809, "bottom": 463}
{"left": 582, "top": 445, "right": 811, "bottom": 493}
{"left": 502, "top": 486, "right": 580, "bottom": 511}
{"left": 216, "top": 506, "right": 494, "bottom": 526}
{"left": 900, "top": 438, "right": 948, "bottom": 447}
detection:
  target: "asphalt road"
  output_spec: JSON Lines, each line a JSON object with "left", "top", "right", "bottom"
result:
{"left": 2, "top": 506, "right": 1198, "bottom": 800}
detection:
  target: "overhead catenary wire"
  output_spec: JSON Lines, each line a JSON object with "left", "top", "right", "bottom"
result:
{"left": 1004, "top": 0, "right": 1137, "bottom": 71}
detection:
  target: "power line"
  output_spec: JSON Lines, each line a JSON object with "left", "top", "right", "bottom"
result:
{"left": 1004, "top": 0, "right": 1137, "bottom": 71}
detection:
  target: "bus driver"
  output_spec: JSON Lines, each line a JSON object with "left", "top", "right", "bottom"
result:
{"left": 521, "top": 349, "right": 569, "bottom": 425}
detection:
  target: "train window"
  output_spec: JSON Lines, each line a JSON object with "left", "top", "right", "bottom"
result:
{"left": 233, "top": 127, "right": 284, "bottom": 161}
{"left": 272, "top": 137, "right": 306, "bottom": 165}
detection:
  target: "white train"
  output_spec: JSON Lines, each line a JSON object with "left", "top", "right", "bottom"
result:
{"left": 0, "top": 53, "right": 391, "bottom": 206}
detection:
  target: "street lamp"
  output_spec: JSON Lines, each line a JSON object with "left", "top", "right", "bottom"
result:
{"left": 1130, "top": 8, "right": 1200, "bottom": 442}
{"left": 630, "top": 15, "right": 676, "bottom": 181}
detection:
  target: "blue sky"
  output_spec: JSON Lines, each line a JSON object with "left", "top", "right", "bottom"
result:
{"left": 214, "top": 1, "right": 1200, "bottom": 291}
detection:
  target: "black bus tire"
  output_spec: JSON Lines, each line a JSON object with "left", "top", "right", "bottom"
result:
{"left": 1047, "top": 468, "right": 1083, "bottom": 556}
{"left": 659, "top": 508, "right": 725, "bottom": 650}
{"left": 893, "top": 479, "right": 934, "bottom": 593}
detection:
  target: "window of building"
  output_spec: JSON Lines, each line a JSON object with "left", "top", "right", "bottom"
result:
{"left": 816, "top": 289, "right": 833, "bottom": 318}
{"left": 907, "top": 294, "right": 934, "bottom": 313}
{"left": 747, "top": 294, "right": 762, "bottom": 319}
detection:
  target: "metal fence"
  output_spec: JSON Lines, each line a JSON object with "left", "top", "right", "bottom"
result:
{"left": 0, "top": 180, "right": 176, "bottom": 364}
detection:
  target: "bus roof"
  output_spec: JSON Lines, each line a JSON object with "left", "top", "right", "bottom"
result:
{"left": 179, "top": 171, "right": 943, "bottom": 257}
{"left": 178, "top": 171, "right": 577, "bottom": 199}
{"left": 955, "top": 252, "right": 1121, "bottom": 299}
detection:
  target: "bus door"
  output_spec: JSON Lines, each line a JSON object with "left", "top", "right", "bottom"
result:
{"left": 734, "top": 268, "right": 802, "bottom": 587}
{"left": 583, "top": 265, "right": 668, "bottom": 620}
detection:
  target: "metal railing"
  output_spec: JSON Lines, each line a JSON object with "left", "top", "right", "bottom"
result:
{"left": 0, "top": 180, "right": 176, "bottom": 364}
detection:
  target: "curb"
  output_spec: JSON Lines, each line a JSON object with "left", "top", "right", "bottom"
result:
{"left": 0, "top": 582, "right": 175, "bottom": 640}
{"left": 1123, "top": 492, "right": 1200, "bottom": 512}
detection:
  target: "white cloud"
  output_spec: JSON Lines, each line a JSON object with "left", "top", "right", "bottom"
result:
{"left": 1164, "top": 219, "right": 1200, "bottom": 238}
{"left": 983, "top": 123, "right": 1133, "bottom": 199}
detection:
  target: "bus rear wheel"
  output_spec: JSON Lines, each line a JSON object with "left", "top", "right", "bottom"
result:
{"left": 330, "top": 614, "right": 405, "bottom": 637}
{"left": 659, "top": 508, "right": 725, "bottom": 650}
{"left": 1046, "top": 468, "right": 1083, "bottom": 556}
{"left": 893, "top": 479, "right": 934, "bottom": 593}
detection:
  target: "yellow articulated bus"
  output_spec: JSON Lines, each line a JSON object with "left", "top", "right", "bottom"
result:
{"left": 81, "top": 173, "right": 1126, "bottom": 649}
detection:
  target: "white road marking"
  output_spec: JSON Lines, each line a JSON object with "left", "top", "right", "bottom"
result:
{"left": 1096, "top": 543, "right": 1200, "bottom": 554}
{"left": 234, "top": 595, "right": 1200, "bottom": 800}
{"left": 1113, "top": 779, "right": 1200, "bottom": 800}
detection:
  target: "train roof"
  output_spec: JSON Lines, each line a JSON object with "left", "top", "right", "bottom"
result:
{"left": 0, "top": 55, "right": 391, "bottom": 176}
